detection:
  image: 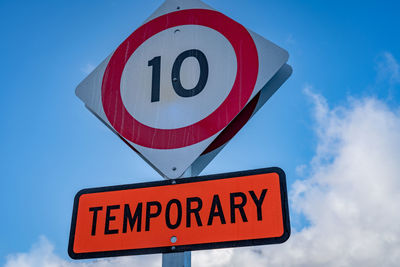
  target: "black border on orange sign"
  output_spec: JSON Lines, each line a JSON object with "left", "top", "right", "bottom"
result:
{"left": 68, "top": 167, "right": 291, "bottom": 260}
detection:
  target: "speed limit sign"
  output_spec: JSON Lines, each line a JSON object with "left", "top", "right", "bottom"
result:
{"left": 76, "top": 0, "right": 290, "bottom": 179}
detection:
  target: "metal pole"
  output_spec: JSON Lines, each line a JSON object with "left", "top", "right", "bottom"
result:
{"left": 162, "top": 251, "right": 191, "bottom": 267}
{"left": 161, "top": 167, "right": 192, "bottom": 267}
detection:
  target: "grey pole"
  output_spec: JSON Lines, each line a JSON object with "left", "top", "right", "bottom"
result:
{"left": 161, "top": 167, "right": 192, "bottom": 267}
{"left": 162, "top": 251, "right": 191, "bottom": 267}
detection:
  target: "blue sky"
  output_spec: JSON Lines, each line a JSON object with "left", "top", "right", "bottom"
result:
{"left": 1, "top": 0, "right": 400, "bottom": 266}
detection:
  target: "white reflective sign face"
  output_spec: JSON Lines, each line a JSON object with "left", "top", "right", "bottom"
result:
{"left": 76, "top": 0, "right": 289, "bottom": 179}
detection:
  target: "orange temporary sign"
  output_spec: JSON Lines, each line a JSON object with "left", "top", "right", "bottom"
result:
{"left": 68, "top": 168, "right": 290, "bottom": 259}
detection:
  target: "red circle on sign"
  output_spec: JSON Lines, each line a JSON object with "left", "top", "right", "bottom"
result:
{"left": 102, "top": 9, "right": 258, "bottom": 149}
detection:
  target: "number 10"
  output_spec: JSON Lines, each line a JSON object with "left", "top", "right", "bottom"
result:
{"left": 148, "top": 49, "right": 209, "bottom": 102}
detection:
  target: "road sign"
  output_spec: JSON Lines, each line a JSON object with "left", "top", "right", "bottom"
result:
{"left": 76, "top": 0, "right": 290, "bottom": 179}
{"left": 68, "top": 167, "right": 290, "bottom": 259}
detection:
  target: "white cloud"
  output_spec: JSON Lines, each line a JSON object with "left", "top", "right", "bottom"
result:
{"left": 5, "top": 90, "right": 400, "bottom": 266}
{"left": 81, "top": 63, "right": 95, "bottom": 75}
{"left": 4, "top": 236, "right": 160, "bottom": 267}
{"left": 376, "top": 52, "right": 400, "bottom": 85}
{"left": 260, "top": 90, "right": 400, "bottom": 266}
{"left": 285, "top": 34, "right": 296, "bottom": 46}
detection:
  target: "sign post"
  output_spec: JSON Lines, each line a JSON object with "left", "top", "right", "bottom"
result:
{"left": 162, "top": 167, "right": 193, "bottom": 267}
{"left": 162, "top": 251, "right": 191, "bottom": 267}
{"left": 71, "top": 0, "right": 292, "bottom": 265}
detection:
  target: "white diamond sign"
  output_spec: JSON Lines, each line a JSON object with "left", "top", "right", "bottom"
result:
{"left": 76, "top": 0, "right": 290, "bottom": 178}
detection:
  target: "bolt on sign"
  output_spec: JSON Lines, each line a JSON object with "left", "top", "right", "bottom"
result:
{"left": 68, "top": 168, "right": 290, "bottom": 259}
{"left": 75, "top": 0, "right": 291, "bottom": 179}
